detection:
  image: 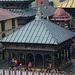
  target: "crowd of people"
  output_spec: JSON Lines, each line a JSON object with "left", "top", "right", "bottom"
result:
{"left": 9, "top": 58, "right": 72, "bottom": 75}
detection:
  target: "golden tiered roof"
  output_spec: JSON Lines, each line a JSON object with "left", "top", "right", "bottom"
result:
{"left": 55, "top": 0, "right": 75, "bottom": 8}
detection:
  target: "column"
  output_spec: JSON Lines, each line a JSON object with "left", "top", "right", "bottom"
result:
{"left": 68, "top": 48, "right": 70, "bottom": 59}
{"left": 59, "top": 51, "right": 61, "bottom": 64}
{"left": 43, "top": 55, "right": 44, "bottom": 68}
{"left": 64, "top": 50, "right": 65, "bottom": 61}
{"left": 1, "top": 52, "right": 3, "bottom": 60}
{"left": 11, "top": 52, "right": 13, "bottom": 59}
{"left": 65, "top": 49, "right": 67, "bottom": 61}
{"left": 51, "top": 53, "right": 55, "bottom": 69}
{"left": 33, "top": 54, "right": 35, "bottom": 68}
{"left": 67, "top": 49, "right": 68, "bottom": 60}
{"left": 25, "top": 54, "right": 27, "bottom": 67}
{"left": 7, "top": 51, "right": 9, "bottom": 64}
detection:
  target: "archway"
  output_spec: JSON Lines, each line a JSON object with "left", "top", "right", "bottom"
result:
{"left": 35, "top": 54, "right": 43, "bottom": 67}
{"left": 44, "top": 54, "right": 51, "bottom": 68}
{"left": 27, "top": 53, "right": 34, "bottom": 67}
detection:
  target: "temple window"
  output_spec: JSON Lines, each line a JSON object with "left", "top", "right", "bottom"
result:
{"left": 41, "top": 1, "right": 43, "bottom": 4}
{"left": 2, "top": 33, "right": 5, "bottom": 38}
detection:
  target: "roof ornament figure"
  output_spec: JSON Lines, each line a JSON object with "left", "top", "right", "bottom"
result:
{"left": 47, "top": 16, "right": 49, "bottom": 20}
{"left": 35, "top": 7, "right": 43, "bottom": 20}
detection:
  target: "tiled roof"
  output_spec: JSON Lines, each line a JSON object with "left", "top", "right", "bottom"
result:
{"left": 0, "top": 8, "right": 21, "bottom": 21}
{"left": 7, "top": 5, "right": 56, "bottom": 17}
{"left": 55, "top": 0, "right": 75, "bottom": 8}
{"left": 1, "top": 19, "right": 75, "bottom": 45}
{"left": 0, "top": 0, "right": 33, "bottom": 1}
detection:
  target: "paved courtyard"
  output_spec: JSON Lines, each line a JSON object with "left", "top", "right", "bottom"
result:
{"left": 64, "top": 59, "right": 75, "bottom": 75}
{"left": 0, "top": 60, "right": 8, "bottom": 69}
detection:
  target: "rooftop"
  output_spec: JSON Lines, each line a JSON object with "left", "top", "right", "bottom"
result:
{"left": 0, "top": 8, "right": 75, "bottom": 45}
{"left": 0, "top": 8, "right": 21, "bottom": 21}
{"left": 7, "top": 5, "right": 56, "bottom": 17}
{"left": 55, "top": 0, "right": 75, "bottom": 8}
{"left": 0, "top": 0, "right": 33, "bottom": 1}
{"left": 51, "top": 8, "right": 71, "bottom": 21}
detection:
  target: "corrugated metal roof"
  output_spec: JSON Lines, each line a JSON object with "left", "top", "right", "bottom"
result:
{"left": 0, "top": 8, "right": 21, "bottom": 21}
{"left": 33, "top": 5, "right": 56, "bottom": 17}
{"left": 7, "top": 5, "right": 56, "bottom": 17}
{"left": 1, "top": 19, "right": 75, "bottom": 45}
{"left": 7, "top": 8, "right": 36, "bottom": 17}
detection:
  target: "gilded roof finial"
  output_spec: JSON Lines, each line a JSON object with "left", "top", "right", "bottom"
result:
{"left": 57, "top": 8, "right": 62, "bottom": 10}
{"left": 58, "top": 12, "right": 61, "bottom": 16}
{"left": 38, "top": 7, "right": 40, "bottom": 12}
{"left": 35, "top": 7, "right": 42, "bottom": 20}
{"left": 47, "top": 16, "right": 49, "bottom": 21}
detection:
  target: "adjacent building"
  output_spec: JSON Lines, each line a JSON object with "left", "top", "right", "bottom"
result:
{"left": 0, "top": 0, "right": 56, "bottom": 27}
{"left": 0, "top": 8, "right": 21, "bottom": 61}
{"left": 32, "top": 0, "right": 66, "bottom": 7}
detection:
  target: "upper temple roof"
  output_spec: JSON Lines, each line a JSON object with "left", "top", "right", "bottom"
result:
{"left": 0, "top": 18, "right": 75, "bottom": 45}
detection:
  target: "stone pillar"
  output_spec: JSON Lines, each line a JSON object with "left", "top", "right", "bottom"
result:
{"left": 64, "top": 50, "right": 65, "bottom": 60}
{"left": 33, "top": 54, "right": 35, "bottom": 68}
{"left": 7, "top": 51, "right": 10, "bottom": 64}
{"left": 68, "top": 48, "right": 70, "bottom": 59}
{"left": 67, "top": 49, "right": 68, "bottom": 60}
{"left": 11, "top": 52, "right": 13, "bottom": 59}
{"left": 65, "top": 49, "right": 67, "bottom": 61}
{"left": 25, "top": 54, "right": 27, "bottom": 67}
{"left": 51, "top": 53, "right": 55, "bottom": 69}
{"left": 1, "top": 52, "right": 3, "bottom": 60}
{"left": 42, "top": 55, "right": 44, "bottom": 68}
{"left": 59, "top": 51, "right": 61, "bottom": 64}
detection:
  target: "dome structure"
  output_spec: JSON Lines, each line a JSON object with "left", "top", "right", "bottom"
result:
{"left": 51, "top": 8, "right": 71, "bottom": 21}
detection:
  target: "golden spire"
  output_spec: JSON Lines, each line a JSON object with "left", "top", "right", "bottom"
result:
{"left": 47, "top": 16, "right": 49, "bottom": 21}
{"left": 35, "top": 7, "right": 42, "bottom": 20}
{"left": 57, "top": 8, "right": 62, "bottom": 10}
{"left": 38, "top": 7, "right": 40, "bottom": 12}
{"left": 58, "top": 12, "right": 61, "bottom": 16}
{"left": 64, "top": 24, "right": 68, "bottom": 28}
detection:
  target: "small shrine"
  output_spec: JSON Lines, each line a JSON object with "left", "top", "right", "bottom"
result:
{"left": 51, "top": 8, "right": 72, "bottom": 29}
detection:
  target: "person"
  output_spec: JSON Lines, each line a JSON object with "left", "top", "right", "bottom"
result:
{"left": 68, "top": 69, "right": 70, "bottom": 75}
{"left": 28, "top": 62, "right": 32, "bottom": 71}
{"left": 25, "top": 67, "right": 26, "bottom": 71}
{"left": 28, "top": 62, "right": 32, "bottom": 68}
{"left": 12, "top": 58, "right": 15, "bottom": 62}
{"left": 19, "top": 63, "right": 22, "bottom": 69}
{"left": 70, "top": 69, "right": 72, "bottom": 75}
{"left": 40, "top": 68, "right": 42, "bottom": 72}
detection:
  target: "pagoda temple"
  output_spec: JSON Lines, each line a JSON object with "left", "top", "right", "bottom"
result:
{"left": 0, "top": 8, "right": 75, "bottom": 70}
